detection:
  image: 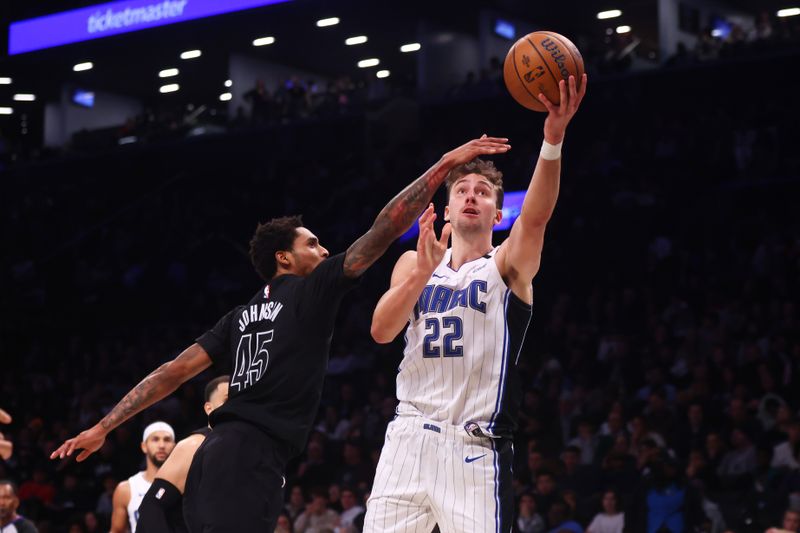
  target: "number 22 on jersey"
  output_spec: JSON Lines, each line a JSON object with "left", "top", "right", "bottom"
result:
{"left": 422, "top": 317, "right": 464, "bottom": 358}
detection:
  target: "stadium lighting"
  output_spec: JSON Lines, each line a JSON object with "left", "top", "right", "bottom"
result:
{"left": 358, "top": 58, "right": 380, "bottom": 68}
{"left": 252, "top": 36, "right": 275, "bottom": 46}
{"left": 13, "top": 93, "right": 36, "bottom": 101}
{"left": 777, "top": 7, "right": 800, "bottom": 17}
{"left": 219, "top": 92, "right": 232, "bottom": 101}
{"left": 345, "top": 35, "right": 368, "bottom": 45}
{"left": 224, "top": 79, "right": 233, "bottom": 87}
{"left": 616, "top": 25, "right": 632, "bottom": 34}
{"left": 73, "top": 61, "right": 93, "bottom": 72}
{"left": 376, "top": 70, "right": 390, "bottom": 78}
{"left": 316, "top": 17, "right": 339, "bottom": 27}
{"left": 0, "top": 77, "right": 11, "bottom": 85}
{"left": 159, "top": 83, "right": 180, "bottom": 93}
{"left": 180, "top": 49, "right": 201, "bottom": 60}
{"left": 597, "top": 9, "right": 622, "bottom": 19}
{"left": 400, "top": 43, "right": 421, "bottom": 52}
{"left": 159, "top": 68, "right": 179, "bottom": 78}
{"left": 0, "top": 107, "right": 13, "bottom": 115}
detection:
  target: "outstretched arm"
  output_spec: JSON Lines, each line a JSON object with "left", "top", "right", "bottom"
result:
{"left": 342, "top": 136, "right": 510, "bottom": 278}
{"left": 495, "top": 74, "right": 587, "bottom": 301}
{"left": 50, "top": 343, "right": 212, "bottom": 462}
{"left": 371, "top": 205, "right": 451, "bottom": 343}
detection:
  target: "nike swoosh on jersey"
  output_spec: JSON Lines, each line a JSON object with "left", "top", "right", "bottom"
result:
{"left": 465, "top": 454, "right": 487, "bottom": 463}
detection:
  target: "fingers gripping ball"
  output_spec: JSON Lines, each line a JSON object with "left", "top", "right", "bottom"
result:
{"left": 503, "top": 31, "right": 584, "bottom": 112}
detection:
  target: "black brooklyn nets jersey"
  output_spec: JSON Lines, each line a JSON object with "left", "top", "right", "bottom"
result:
{"left": 197, "top": 253, "right": 358, "bottom": 454}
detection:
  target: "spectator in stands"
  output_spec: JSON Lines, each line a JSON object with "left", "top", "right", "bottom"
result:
{"left": 285, "top": 485, "right": 307, "bottom": 522}
{"left": 294, "top": 488, "right": 339, "bottom": 533}
{"left": 546, "top": 499, "right": 583, "bottom": 533}
{"left": 517, "top": 492, "right": 546, "bottom": 533}
{"left": 586, "top": 489, "right": 624, "bottom": 533}
{"left": 772, "top": 420, "right": 800, "bottom": 470}
{"left": 767, "top": 508, "right": 800, "bottom": 533}
{"left": 337, "top": 487, "right": 364, "bottom": 533}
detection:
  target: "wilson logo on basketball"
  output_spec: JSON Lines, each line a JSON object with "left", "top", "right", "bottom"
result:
{"left": 540, "top": 37, "right": 570, "bottom": 79}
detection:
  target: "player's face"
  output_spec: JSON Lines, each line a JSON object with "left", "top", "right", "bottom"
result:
{"left": 141, "top": 431, "right": 175, "bottom": 468}
{"left": 287, "top": 227, "right": 329, "bottom": 276}
{"left": 0, "top": 484, "right": 17, "bottom": 520}
{"left": 445, "top": 174, "right": 501, "bottom": 235}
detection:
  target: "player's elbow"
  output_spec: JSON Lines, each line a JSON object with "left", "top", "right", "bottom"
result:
{"left": 370, "top": 320, "right": 395, "bottom": 344}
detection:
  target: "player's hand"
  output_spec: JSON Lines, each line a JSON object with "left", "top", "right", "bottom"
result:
{"left": 50, "top": 425, "right": 107, "bottom": 462}
{"left": 442, "top": 135, "right": 511, "bottom": 168}
{"left": 539, "top": 74, "right": 587, "bottom": 144}
{"left": 0, "top": 407, "right": 11, "bottom": 424}
{"left": 0, "top": 432, "right": 12, "bottom": 460}
{"left": 416, "top": 204, "right": 451, "bottom": 275}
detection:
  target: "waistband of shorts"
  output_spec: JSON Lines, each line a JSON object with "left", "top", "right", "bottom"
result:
{"left": 392, "top": 415, "right": 497, "bottom": 441}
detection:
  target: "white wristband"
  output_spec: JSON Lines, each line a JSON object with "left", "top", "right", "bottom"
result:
{"left": 540, "top": 140, "right": 563, "bottom": 160}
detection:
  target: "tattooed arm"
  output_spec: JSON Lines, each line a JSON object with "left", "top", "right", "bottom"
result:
{"left": 50, "top": 343, "right": 212, "bottom": 462}
{"left": 343, "top": 136, "right": 510, "bottom": 278}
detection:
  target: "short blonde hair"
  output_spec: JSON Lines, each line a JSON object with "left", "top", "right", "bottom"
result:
{"left": 445, "top": 158, "right": 504, "bottom": 209}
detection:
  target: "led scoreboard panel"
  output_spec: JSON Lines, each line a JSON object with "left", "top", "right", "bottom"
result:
{"left": 9, "top": 0, "right": 292, "bottom": 55}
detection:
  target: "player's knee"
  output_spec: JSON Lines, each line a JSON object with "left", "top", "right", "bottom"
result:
{"left": 140, "top": 477, "right": 182, "bottom": 513}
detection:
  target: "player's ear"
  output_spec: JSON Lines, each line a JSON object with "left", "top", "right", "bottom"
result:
{"left": 493, "top": 208, "right": 503, "bottom": 226}
{"left": 444, "top": 205, "right": 450, "bottom": 222}
{"left": 275, "top": 250, "right": 291, "bottom": 268}
{"left": 140, "top": 441, "right": 147, "bottom": 454}
{"left": 204, "top": 402, "right": 213, "bottom": 416}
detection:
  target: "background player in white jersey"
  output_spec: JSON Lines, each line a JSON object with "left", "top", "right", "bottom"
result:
{"left": 137, "top": 376, "right": 229, "bottom": 533}
{"left": 367, "top": 74, "right": 587, "bottom": 532}
{"left": 111, "top": 422, "right": 175, "bottom": 533}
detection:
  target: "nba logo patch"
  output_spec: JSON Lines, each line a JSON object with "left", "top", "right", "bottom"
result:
{"left": 155, "top": 488, "right": 165, "bottom": 499}
{"left": 263, "top": 285, "right": 270, "bottom": 299}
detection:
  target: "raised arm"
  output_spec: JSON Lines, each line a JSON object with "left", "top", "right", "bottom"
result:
{"left": 371, "top": 205, "right": 451, "bottom": 343}
{"left": 495, "top": 74, "right": 587, "bottom": 301}
{"left": 342, "top": 136, "right": 510, "bottom": 278}
{"left": 50, "top": 343, "right": 212, "bottom": 462}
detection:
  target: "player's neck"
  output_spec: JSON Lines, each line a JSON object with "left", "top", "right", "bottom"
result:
{"left": 449, "top": 233, "right": 493, "bottom": 270}
{"left": 143, "top": 464, "right": 159, "bottom": 483}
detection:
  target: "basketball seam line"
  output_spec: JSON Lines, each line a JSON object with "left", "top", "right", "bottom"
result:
{"left": 526, "top": 36, "right": 563, "bottom": 99}
{"left": 511, "top": 44, "right": 542, "bottom": 108}
{"left": 541, "top": 31, "right": 583, "bottom": 80}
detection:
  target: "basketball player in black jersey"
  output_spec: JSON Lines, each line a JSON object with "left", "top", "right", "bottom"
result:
{"left": 50, "top": 134, "right": 511, "bottom": 531}
{"left": 137, "top": 375, "right": 229, "bottom": 533}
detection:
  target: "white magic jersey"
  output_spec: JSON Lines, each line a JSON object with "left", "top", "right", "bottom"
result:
{"left": 127, "top": 471, "right": 151, "bottom": 532}
{"left": 396, "top": 247, "right": 532, "bottom": 436}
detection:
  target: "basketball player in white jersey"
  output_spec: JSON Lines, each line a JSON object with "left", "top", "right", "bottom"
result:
{"left": 111, "top": 421, "right": 176, "bottom": 533}
{"left": 366, "top": 74, "right": 587, "bottom": 532}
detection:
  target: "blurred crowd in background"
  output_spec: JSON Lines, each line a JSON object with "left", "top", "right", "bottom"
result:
{"left": 1, "top": 34, "right": 799, "bottom": 533}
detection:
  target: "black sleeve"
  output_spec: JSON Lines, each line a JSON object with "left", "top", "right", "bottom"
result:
{"left": 195, "top": 308, "right": 238, "bottom": 365}
{"left": 137, "top": 478, "right": 184, "bottom": 533}
{"left": 295, "top": 253, "right": 359, "bottom": 316}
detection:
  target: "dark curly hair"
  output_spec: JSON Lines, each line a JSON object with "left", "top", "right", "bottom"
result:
{"left": 445, "top": 157, "right": 504, "bottom": 209}
{"left": 249, "top": 215, "right": 303, "bottom": 281}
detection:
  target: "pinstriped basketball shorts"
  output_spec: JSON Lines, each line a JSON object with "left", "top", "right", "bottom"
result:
{"left": 364, "top": 416, "right": 514, "bottom": 533}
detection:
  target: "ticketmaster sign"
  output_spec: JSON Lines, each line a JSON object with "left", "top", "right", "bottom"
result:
{"left": 8, "top": 0, "right": 292, "bottom": 55}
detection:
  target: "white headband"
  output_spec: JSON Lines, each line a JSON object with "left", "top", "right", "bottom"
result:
{"left": 142, "top": 421, "right": 175, "bottom": 443}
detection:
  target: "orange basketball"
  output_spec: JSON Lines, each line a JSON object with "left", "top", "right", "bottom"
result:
{"left": 503, "top": 31, "right": 585, "bottom": 112}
